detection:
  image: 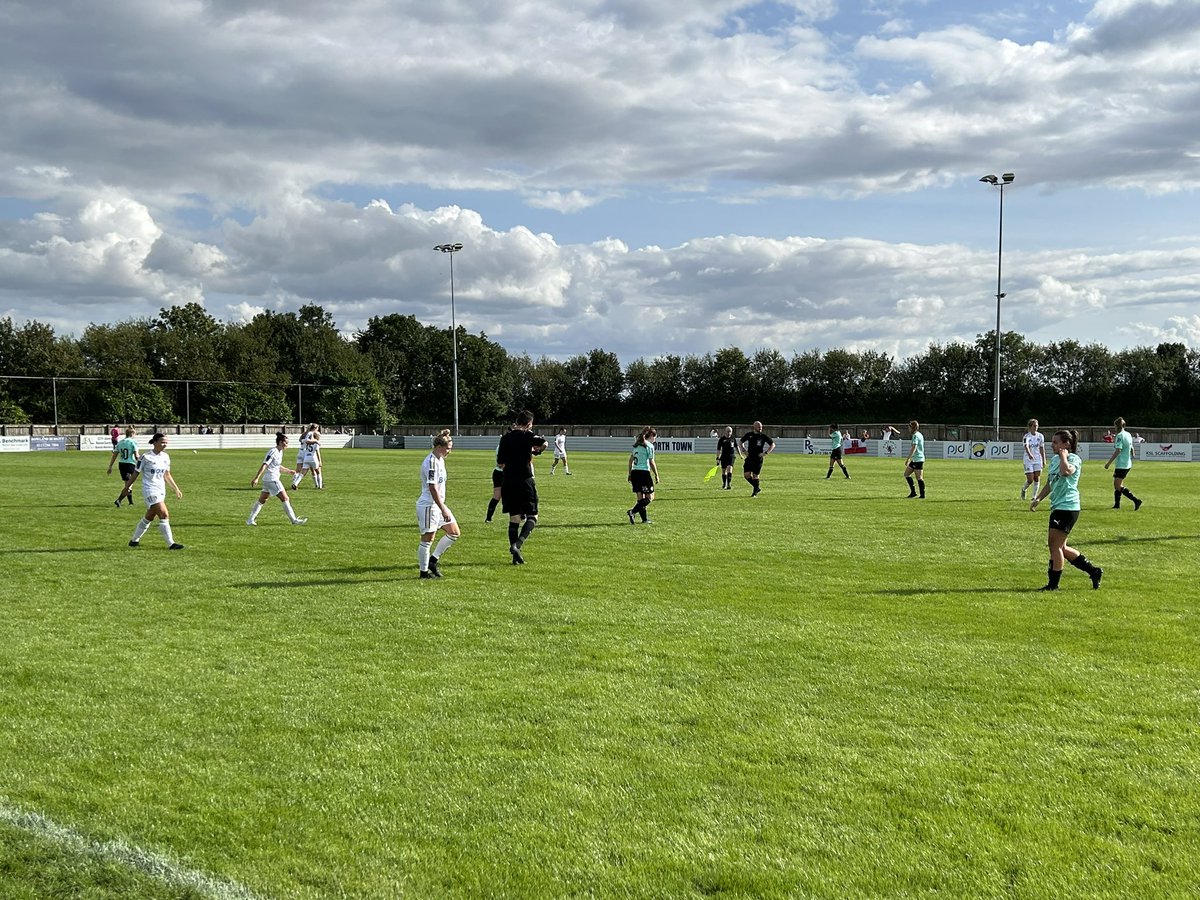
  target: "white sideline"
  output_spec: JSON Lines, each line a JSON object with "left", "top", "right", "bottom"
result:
{"left": 0, "top": 800, "right": 261, "bottom": 900}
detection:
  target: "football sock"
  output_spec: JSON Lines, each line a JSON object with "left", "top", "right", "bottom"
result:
{"left": 291, "top": 474, "right": 302, "bottom": 489}
{"left": 516, "top": 518, "right": 537, "bottom": 547}
{"left": 918, "top": 481, "right": 925, "bottom": 498}
{"left": 1113, "top": 489, "right": 1121, "bottom": 508}
{"left": 282, "top": 500, "right": 299, "bottom": 523}
{"left": 906, "top": 475, "right": 916, "bottom": 495}
{"left": 248, "top": 501, "right": 263, "bottom": 524}
{"left": 508, "top": 522, "right": 520, "bottom": 547}
{"left": 158, "top": 520, "right": 175, "bottom": 547}
{"left": 486, "top": 498, "right": 499, "bottom": 520}
{"left": 826, "top": 467, "right": 833, "bottom": 478}
{"left": 418, "top": 540, "right": 432, "bottom": 571}
{"left": 131, "top": 518, "right": 152, "bottom": 543}
{"left": 435, "top": 533, "right": 458, "bottom": 558}
{"left": 1041, "top": 565, "right": 1062, "bottom": 591}
{"left": 314, "top": 473, "right": 323, "bottom": 489}
{"left": 1121, "top": 487, "right": 1139, "bottom": 504}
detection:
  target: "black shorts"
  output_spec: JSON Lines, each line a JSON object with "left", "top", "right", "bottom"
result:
{"left": 630, "top": 469, "right": 654, "bottom": 494}
{"left": 1048, "top": 509, "right": 1080, "bottom": 535}
{"left": 501, "top": 477, "right": 538, "bottom": 518}
{"left": 118, "top": 462, "right": 137, "bottom": 481}
{"left": 743, "top": 457, "right": 764, "bottom": 475}
{"left": 829, "top": 448, "right": 843, "bottom": 461}
{"left": 491, "top": 469, "right": 503, "bottom": 488}
{"left": 907, "top": 460, "right": 924, "bottom": 470}
{"left": 1113, "top": 467, "right": 1131, "bottom": 479}
{"left": 718, "top": 453, "right": 735, "bottom": 467}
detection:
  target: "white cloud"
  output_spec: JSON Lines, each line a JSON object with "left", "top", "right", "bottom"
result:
{"left": 0, "top": 1, "right": 1197, "bottom": 362}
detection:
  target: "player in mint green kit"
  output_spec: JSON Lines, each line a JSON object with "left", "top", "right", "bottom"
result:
{"left": 1030, "top": 429, "right": 1103, "bottom": 591}
{"left": 1103, "top": 416, "right": 1141, "bottom": 511}
{"left": 626, "top": 426, "right": 660, "bottom": 524}
{"left": 107, "top": 426, "right": 140, "bottom": 507}
{"left": 903, "top": 420, "right": 925, "bottom": 498}
{"left": 826, "top": 423, "right": 850, "bottom": 480}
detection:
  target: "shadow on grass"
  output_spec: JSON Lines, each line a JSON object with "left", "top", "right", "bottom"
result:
{"left": 538, "top": 522, "right": 632, "bottom": 529}
{"left": 876, "top": 587, "right": 1062, "bottom": 595}
{"left": 1088, "top": 533, "right": 1200, "bottom": 546}
{"left": 0, "top": 547, "right": 108, "bottom": 554}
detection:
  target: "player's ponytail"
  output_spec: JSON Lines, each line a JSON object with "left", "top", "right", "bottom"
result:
{"left": 432, "top": 429, "right": 452, "bottom": 448}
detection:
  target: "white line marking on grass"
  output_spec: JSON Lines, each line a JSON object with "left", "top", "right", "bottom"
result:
{"left": 0, "top": 799, "right": 262, "bottom": 900}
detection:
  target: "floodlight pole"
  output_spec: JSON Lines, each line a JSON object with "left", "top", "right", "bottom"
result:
{"left": 980, "top": 173, "right": 1014, "bottom": 441}
{"left": 434, "top": 242, "right": 464, "bottom": 435}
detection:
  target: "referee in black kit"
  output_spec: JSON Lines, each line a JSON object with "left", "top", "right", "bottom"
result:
{"left": 496, "top": 410, "right": 548, "bottom": 565}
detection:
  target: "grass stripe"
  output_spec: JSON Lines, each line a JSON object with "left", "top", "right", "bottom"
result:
{"left": 0, "top": 800, "right": 261, "bottom": 900}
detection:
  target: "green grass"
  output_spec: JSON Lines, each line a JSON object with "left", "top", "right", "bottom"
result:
{"left": 1, "top": 448, "right": 1198, "bottom": 898}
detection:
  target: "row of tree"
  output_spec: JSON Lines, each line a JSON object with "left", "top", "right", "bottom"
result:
{"left": 2, "top": 304, "right": 1198, "bottom": 427}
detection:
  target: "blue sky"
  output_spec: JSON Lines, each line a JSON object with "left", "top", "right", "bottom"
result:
{"left": 1, "top": 0, "right": 1197, "bottom": 364}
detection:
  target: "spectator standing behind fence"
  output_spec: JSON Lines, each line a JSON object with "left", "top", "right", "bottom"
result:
{"left": 123, "top": 433, "right": 184, "bottom": 550}
{"left": 107, "top": 426, "right": 140, "bottom": 507}
{"left": 1105, "top": 416, "right": 1142, "bottom": 511}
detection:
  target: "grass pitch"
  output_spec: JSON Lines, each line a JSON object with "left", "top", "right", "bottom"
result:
{"left": 1, "top": 447, "right": 1198, "bottom": 898}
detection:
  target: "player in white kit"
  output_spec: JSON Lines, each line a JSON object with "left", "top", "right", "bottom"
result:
{"left": 549, "top": 427, "right": 571, "bottom": 475}
{"left": 124, "top": 432, "right": 185, "bottom": 549}
{"left": 247, "top": 433, "right": 308, "bottom": 526}
{"left": 416, "top": 430, "right": 461, "bottom": 579}
{"left": 291, "top": 423, "right": 324, "bottom": 490}
{"left": 1021, "top": 418, "right": 1047, "bottom": 500}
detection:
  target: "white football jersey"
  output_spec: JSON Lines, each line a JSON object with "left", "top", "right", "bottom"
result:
{"left": 137, "top": 450, "right": 171, "bottom": 495}
{"left": 419, "top": 452, "right": 447, "bottom": 504}
{"left": 262, "top": 446, "right": 284, "bottom": 479}
{"left": 1024, "top": 431, "right": 1045, "bottom": 460}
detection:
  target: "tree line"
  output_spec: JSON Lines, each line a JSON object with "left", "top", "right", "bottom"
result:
{"left": 2, "top": 303, "right": 1197, "bottom": 427}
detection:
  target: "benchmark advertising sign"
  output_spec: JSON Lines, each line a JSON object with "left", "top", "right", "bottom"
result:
{"left": 943, "top": 441, "right": 1015, "bottom": 460}
{"left": 0, "top": 436, "right": 31, "bottom": 452}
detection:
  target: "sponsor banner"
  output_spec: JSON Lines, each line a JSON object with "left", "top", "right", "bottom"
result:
{"left": 944, "top": 441, "right": 970, "bottom": 459}
{"left": 80, "top": 435, "right": 116, "bottom": 451}
{"left": 0, "top": 436, "right": 30, "bottom": 453}
{"left": 652, "top": 438, "right": 695, "bottom": 453}
{"left": 1139, "top": 442, "right": 1192, "bottom": 462}
{"left": 985, "top": 441, "right": 1015, "bottom": 461}
{"left": 30, "top": 437, "right": 66, "bottom": 451}
{"left": 846, "top": 439, "right": 869, "bottom": 455}
{"left": 878, "top": 439, "right": 903, "bottom": 459}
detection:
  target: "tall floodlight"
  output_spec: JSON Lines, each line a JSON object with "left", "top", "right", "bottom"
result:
{"left": 979, "top": 173, "right": 1015, "bottom": 440}
{"left": 434, "top": 242, "right": 464, "bottom": 435}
